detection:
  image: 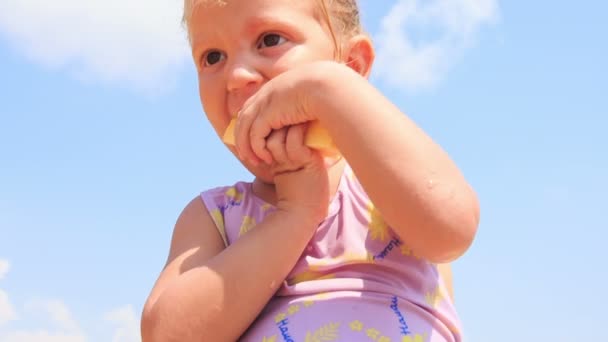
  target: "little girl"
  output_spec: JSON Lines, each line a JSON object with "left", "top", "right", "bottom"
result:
{"left": 141, "top": 0, "right": 480, "bottom": 341}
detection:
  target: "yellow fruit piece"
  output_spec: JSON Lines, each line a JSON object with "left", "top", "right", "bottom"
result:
{"left": 222, "top": 118, "right": 337, "bottom": 153}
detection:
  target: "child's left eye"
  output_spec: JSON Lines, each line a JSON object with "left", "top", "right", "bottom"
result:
{"left": 258, "top": 33, "right": 287, "bottom": 48}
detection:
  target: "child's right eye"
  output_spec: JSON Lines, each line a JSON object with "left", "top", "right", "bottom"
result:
{"left": 203, "top": 50, "right": 225, "bottom": 67}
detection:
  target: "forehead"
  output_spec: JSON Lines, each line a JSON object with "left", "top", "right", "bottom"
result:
{"left": 187, "top": 0, "right": 321, "bottom": 22}
{"left": 188, "top": 0, "right": 315, "bottom": 10}
{"left": 188, "top": 0, "right": 325, "bottom": 37}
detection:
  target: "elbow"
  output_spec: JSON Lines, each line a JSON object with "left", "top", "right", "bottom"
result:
{"left": 421, "top": 192, "right": 480, "bottom": 264}
{"left": 140, "top": 302, "right": 160, "bottom": 342}
{"left": 437, "top": 211, "right": 479, "bottom": 263}
{"left": 140, "top": 296, "right": 185, "bottom": 342}
{"left": 140, "top": 291, "right": 227, "bottom": 342}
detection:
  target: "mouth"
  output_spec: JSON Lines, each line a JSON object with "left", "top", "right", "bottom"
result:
{"left": 222, "top": 118, "right": 339, "bottom": 155}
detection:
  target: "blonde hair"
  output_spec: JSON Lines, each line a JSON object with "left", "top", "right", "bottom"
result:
{"left": 316, "top": 0, "right": 363, "bottom": 58}
{"left": 182, "top": 0, "right": 364, "bottom": 51}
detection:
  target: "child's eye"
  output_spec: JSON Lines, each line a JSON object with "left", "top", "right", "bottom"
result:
{"left": 203, "top": 50, "right": 225, "bottom": 67}
{"left": 258, "top": 33, "right": 287, "bottom": 49}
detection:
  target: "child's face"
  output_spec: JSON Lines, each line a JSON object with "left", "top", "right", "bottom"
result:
{"left": 189, "top": 0, "right": 337, "bottom": 182}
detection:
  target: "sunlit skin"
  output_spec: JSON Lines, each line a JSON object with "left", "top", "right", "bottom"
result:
{"left": 190, "top": 0, "right": 478, "bottom": 262}
{"left": 141, "top": 0, "right": 479, "bottom": 340}
{"left": 190, "top": 0, "right": 343, "bottom": 205}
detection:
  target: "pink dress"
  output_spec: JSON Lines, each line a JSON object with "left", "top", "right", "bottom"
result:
{"left": 201, "top": 164, "right": 462, "bottom": 342}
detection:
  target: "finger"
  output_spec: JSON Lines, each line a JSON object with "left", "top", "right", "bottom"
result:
{"left": 234, "top": 103, "right": 263, "bottom": 166}
{"left": 250, "top": 114, "right": 274, "bottom": 165}
{"left": 285, "top": 123, "right": 313, "bottom": 165}
{"left": 266, "top": 128, "right": 288, "bottom": 166}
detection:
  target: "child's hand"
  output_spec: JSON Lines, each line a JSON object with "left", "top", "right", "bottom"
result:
{"left": 233, "top": 63, "right": 326, "bottom": 166}
{"left": 266, "top": 124, "right": 330, "bottom": 225}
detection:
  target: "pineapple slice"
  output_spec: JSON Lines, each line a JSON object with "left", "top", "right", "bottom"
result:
{"left": 222, "top": 118, "right": 337, "bottom": 153}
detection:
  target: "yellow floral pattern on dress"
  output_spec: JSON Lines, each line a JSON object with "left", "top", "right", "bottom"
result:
{"left": 348, "top": 320, "right": 393, "bottom": 341}
{"left": 366, "top": 328, "right": 381, "bottom": 339}
{"left": 274, "top": 312, "right": 287, "bottom": 323}
{"left": 367, "top": 202, "right": 390, "bottom": 242}
{"left": 316, "top": 292, "right": 331, "bottom": 300}
{"left": 200, "top": 164, "right": 462, "bottom": 341}
{"left": 239, "top": 215, "right": 256, "bottom": 236}
{"left": 308, "top": 251, "right": 376, "bottom": 270}
{"left": 349, "top": 320, "right": 364, "bottom": 331}
{"left": 270, "top": 297, "right": 321, "bottom": 331}
{"left": 225, "top": 186, "right": 244, "bottom": 202}
{"left": 334, "top": 251, "right": 375, "bottom": 265}
{"left": 287, "top": 270, "right": 336, "bottom": 286}
{"left": 305, "top": 322, "right": 340, "bottom": 342}
{"left": 287, "top": 304, "right": 300, "bottom": 316}
{"left": 303, "top": 300, "right": 315, "bottom": 307}
{"left": 399, "top": 244, "right": 420, "bottom": 259}
{"left": 287, "top": 248, "right": 376, "bottom": 286}
{"left": 209, "top": 208, "right": 228, "bottom": 246}
{"left": 402, "top": 334, "right": 426, "bottom": 342}
{"left": 424, "top": 286, "right": 443, "bottom": 308}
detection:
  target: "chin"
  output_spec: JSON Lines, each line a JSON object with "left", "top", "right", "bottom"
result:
{"left": 226, "top": 148, "right": 272, "bottom": 183}
{"left": 243, "top": 162, "right": 275, "bottom": 184}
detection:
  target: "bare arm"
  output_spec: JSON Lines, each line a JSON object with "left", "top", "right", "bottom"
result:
{"left": 141, "top": 196, "right": 319, "bottom": 341}
{"left": 312, "top": 63, "right": 480, "bottom": 263}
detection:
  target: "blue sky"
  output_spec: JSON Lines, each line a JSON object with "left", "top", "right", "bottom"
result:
{"left": 0, "top": 0, "right": 606, "bottom": 341}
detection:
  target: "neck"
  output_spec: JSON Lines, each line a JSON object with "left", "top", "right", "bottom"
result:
{"left": 252, "top": 157, "right": 346, "bottom": 206}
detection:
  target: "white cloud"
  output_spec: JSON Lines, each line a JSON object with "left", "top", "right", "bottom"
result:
{"left": 0, "top": 0, "right": 190, "bottom": 94}
{"left": 0, "top": 299, "right": 87, "bottom": 342}
{"left": 24, "top": 299, "right": 82, "bottom": 333}
{"left": 373, "top": 0, "right": 499, "bottom": 91}
{"left": 0, "top": 290, "right": 18, "bottom": 327}
{"left": 104, "top": 305, "right": 141, "bottom": 342}
{"left": 0, "top": 261, "right": 140, "bottom": 341}
{"left": 1, "top": 330, "right": 86, "bottom": 342}
{"left": 0, "top": 259, "right": 9, "bottom": 280}
{"left": 0, "top": 259, "right": 18, "bottom": 327}
{"left": 1, "top": 299, "right": 142, "bottom": 342}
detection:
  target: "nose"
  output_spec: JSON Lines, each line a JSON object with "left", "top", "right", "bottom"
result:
{"left": 226, "top": 57, "right": 263, "bottom": 94}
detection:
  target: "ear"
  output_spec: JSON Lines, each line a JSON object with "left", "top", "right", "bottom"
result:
{"left": 343, "top": 34, "right": 375, "bottom": 79}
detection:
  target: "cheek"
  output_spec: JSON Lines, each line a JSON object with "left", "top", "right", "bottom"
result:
{"left": 198, "top": 80, "right": 228, "bottom": 136}
{"left": 273, "top": 48, "right": 333, "bottom": 73}
{"left": 316, "top": 39, "right": 337, "bottom": 60}
{"left": 198, "top": 79, "right": 215, "bottom": 108}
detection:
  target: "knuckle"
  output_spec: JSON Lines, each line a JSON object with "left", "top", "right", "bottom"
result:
{"left": 266, "top": 136, "right": 281, "bottom": 152}
{"left": 285, "top": 141, "right": 299, "bottom": 155}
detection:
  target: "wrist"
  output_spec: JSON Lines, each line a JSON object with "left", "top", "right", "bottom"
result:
{"left": 301, "top": 62, "right": 354, "bottom": 122}
{"left": 274, "top": 204, "right": 323, "bottom": 230}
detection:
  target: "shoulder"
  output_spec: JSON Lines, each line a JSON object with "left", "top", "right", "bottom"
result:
{"left": 198, "top": 181, "right": 255, "bottom": 245}
{"left": 200, "top": 181, "right": 252, "bottom": 207}
{"left": 170, "top": 194, "right": 226, "bottom": 254}
{"left": 171, "top": 178, "right": 252, "bottom": 258}
{"left": 170, "top": 179, "right": 250, "bottom": 254}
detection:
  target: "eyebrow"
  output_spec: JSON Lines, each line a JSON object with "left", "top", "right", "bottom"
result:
{"left": 191, "top": 10, "right": 305, "bottom": 56}
{"left": 242, "top": 14, "right": 299, "bottom": 35}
